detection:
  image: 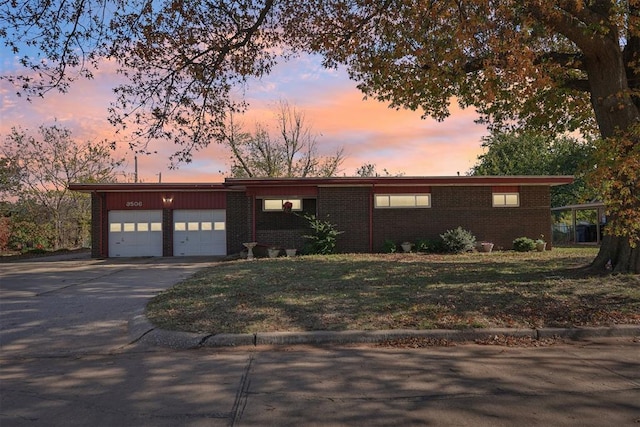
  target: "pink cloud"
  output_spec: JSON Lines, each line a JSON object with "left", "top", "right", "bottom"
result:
{"left": 1, "top": 55, "right": 489, "bottom": 182}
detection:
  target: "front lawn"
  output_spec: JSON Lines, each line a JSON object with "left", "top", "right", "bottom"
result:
{"left": 146, "top": 247, "right": 640, "bottom": 334}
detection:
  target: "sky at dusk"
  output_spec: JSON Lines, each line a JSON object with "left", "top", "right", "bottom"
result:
{"left": 1, "top": 53, "right": 489, "bottom": 183}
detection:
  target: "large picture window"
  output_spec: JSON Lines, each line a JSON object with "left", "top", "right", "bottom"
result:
{"left": 493, "top": 193, "right": 520, "bottom": 207}
{"left": 375, "top": 194, "right": 431, "bottom": 208}
{"left": 263, "top": 198, "right": 303, "bottom": 212}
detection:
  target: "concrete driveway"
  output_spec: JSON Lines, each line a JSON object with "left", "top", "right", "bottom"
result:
{"left": 0, "top": 254, "right": 216, "bottom": 357}
{"left": 1, "top": 255, "right": 639, "bottom": 426}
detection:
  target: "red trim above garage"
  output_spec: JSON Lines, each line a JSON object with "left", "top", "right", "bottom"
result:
{"left": 105, "top": 191, "right": 227, "bottom": 210}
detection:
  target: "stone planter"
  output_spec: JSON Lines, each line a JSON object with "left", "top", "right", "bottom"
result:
{"left": 478, "top": 242, "right": 494, "bottom": 253}
{"left": 536, "top": 242, "right": 547, "bottom": 252}
{"left": 401, "top": 242, "right": 412, "bottom": 253}
{"left": 285, "top": 249, "right": 297, "bottom": 257}
{"left": 267, "top": 248, "right": 280, "bottom": 258}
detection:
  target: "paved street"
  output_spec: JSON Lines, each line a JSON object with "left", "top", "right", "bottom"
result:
{"left": 1, "top": 256, "right": 639, "bottom": 426}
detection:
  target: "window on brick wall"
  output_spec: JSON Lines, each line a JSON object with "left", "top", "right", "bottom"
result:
{"left": 375, "top": 194, "right": 431, "bottom": 208}
{"left": 492, "top": 193, "right": 520, "bottom": 207}
{"left": 263, "top": 198, "right": 303, "bottom": 211}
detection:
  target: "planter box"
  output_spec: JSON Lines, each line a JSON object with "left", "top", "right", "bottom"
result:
{"left": 477, "top": 242, "right": 494, "bottom": 253}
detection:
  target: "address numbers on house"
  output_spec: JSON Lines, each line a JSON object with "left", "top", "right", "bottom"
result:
{"left": 125, "top": 201, "right": 143, "bottom": 207}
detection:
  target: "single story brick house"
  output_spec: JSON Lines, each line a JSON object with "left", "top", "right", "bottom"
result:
{"left": 69, "top": 176, "right": 573, "bottom": 258}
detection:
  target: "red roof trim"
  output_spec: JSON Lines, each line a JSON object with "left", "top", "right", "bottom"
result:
{"left": 69, "top": 176, "right": 574, "bottom": 193}
{"left": 68, "top": 183, "right": 229, "bottom": 192}
{"left": 225, "top": 176, "right": 574, "bottom": 187}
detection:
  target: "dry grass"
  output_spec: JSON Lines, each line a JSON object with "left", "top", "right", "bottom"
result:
{"left": 146, "top": 247, "right": 640, "bottom": 334}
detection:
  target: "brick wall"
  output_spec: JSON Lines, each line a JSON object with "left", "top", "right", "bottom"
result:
{"left": 162, "top": 208, "right": 173, "bottom": 256}
{"left": 226, "top": 192, "right": 252, "bottom": 254}
{"left": 372, "top": 186, "right": 552, "bottom": 251}
{"left": 317, "top": 187, "right": 371, "bottom": 253}
{"left": 90, "top": 192, "right": 106, "bottom": 258}
{"left": 229, "top": 185, "right": 553, "bottom": 255}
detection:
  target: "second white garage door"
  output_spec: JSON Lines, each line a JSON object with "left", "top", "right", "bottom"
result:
{"left": 173, "top": 210, "right": 226, "bottom": 256}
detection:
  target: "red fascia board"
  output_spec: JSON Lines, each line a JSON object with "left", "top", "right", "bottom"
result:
{"left": 225, "top": 176, "right": 574, "bottom": 187}
{"left": 69, "top": 176, "right": 574, "bottom": 193}
{"left": 246, "top": 186, "right": 319, "bottom": 197}
{"left": 68, "top": 183, "right": 229, "bottom": 192}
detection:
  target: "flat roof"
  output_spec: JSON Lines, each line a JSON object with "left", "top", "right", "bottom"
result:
{"left": 69, "top": 175, "right": 574, "bottom": 192}
{"left": 224, "top": 176, "right": 574, "bottom": 187}
{"left": 68, "top": 183, "right": 229, "bottom": 192}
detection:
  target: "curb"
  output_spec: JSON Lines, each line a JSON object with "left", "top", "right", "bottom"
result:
{"left": 129, "top": 315, "right": 640, "bottom": 350}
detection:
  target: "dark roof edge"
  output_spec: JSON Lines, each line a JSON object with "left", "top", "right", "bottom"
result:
{"left": 68, "top": 183, "right": 229, "bottom": 192}
{"left": 69, "top": 176, "right": 574, "bottom": 192}
{"left": 224, "top": 176, "right": 575, "bottom": 187}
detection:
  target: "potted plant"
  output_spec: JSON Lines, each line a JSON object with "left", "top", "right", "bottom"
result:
{"left": 536, "top": 234, "right": 547, "bottom": 252}
{"left": 477, "top": 241, "right": 494, "bottom": 253}
{"left": 401, "top": 241, "right": 413, "bottom": 253}
{"left": 267, "top": 247, "right": 280, "bottom": 258}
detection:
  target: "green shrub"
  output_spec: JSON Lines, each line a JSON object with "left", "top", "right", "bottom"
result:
{"left": 25, "top": 247, "right": 48, "bottom": 255}
{"left": 382, "top": 239, "right": 397, "bottom": 253}
{"left": 513, "top": 237, "right": 536, "bottom": 252}
{"left": 301, "top": 213, "right": 343, "bottom": 255}
{"left": 416, "top": 238, "right": 446, "bottom": 253}
{"left": 440, "top": 227, "right": 476, "bottom": 254}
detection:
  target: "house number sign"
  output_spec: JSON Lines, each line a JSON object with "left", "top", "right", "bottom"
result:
{"left": 125, "top": 201, "right": 143, "bottom": 207}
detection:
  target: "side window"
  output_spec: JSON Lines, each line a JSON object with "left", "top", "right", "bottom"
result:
{"left": 492, "top": 193, "right": 520, "bottom": 207}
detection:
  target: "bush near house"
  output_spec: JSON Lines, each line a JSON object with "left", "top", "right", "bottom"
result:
{"left": 301, "top": 213, "right": 343, "bottom": 255}
{"left": 382, "top": 239, "right": 397, "bottom": 253}
{"left": 513, "top": 237, "right": 537, "bottom": 252}
{"left": 440, "top": 227, "right": 477, "bottom": 254}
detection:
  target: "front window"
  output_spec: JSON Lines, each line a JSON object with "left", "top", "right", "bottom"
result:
{"left": 263, "top": 198, "right": 303, "bottom": 211}
{"left": 375, "top": 194, "right": 431, "bottom": 208}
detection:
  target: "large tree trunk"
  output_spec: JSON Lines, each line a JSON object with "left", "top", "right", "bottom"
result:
{"left": 581, "top": 35, "right": 640, "bottom": 274}
{"left": 592, "top": 236, "right": 640, "bottom": 274}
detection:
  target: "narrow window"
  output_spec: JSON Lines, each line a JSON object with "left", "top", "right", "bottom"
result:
{"left": 263, "top": 198, "right": 302, "bottom": 211}
{"left": 375, "top": 194, "right": 431, "bottom": 208}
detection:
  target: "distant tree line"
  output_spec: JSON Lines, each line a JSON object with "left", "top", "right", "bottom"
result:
{"left": 0, "top": 124, "right": 123, "bottom": 253}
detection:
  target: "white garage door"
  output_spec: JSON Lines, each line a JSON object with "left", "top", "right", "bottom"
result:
{"left": 173, "top": 210, "right": 226, "bottom": 256}
{"left": 109, "top": 210, "right": 163, "bottom": 257}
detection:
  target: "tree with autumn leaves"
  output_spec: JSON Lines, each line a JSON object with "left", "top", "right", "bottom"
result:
{"left": 1, "top": 1, "right": 638, "bottom": 272}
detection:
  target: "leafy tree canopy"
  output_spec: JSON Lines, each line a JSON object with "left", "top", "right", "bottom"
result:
{"left": 470, "top": 131, "right": 596, "bottom": 207}
{"left": 1, "top": 124, "right": 124, "bottom": 249}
